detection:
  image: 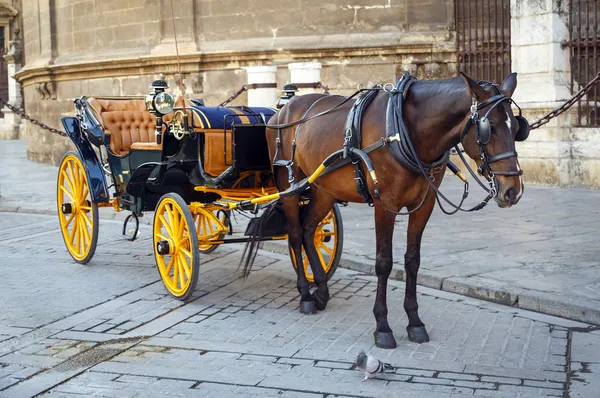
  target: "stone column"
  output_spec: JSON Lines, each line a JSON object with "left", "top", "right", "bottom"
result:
{"left": 245, "top": 66, "right": 278, "bottom": 107}
{"left": 0, "top": 30, "right": 22, "bottom": 140}
{"left": 510, "top": 0, "right": 577, "bottom": 187}
{"left": 288, "top": 62, "right": 322, "bottom": 95}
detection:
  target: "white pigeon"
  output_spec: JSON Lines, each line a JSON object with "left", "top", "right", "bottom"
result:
{"left": 355, "top": 350, "right": 394, "bottom": 381}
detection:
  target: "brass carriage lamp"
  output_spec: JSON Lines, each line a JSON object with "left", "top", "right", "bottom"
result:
{"left": 145, "top": 76, "right": 175, "bottom": 144}
{"left": 276, "top": 83, "right": 298, "bottom": 109}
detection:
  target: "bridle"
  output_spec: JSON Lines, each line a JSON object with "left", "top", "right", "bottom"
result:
{"left": 458, "top": 91, "right": 524, "bottom": 199}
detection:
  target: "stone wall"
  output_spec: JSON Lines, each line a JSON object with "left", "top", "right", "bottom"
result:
{"left": 17, "top": 0, "right": 457, "bottom": 165}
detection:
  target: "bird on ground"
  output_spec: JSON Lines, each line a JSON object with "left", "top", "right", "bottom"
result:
{"left": 355, "top": 350, "right": 394, "bottom": 381}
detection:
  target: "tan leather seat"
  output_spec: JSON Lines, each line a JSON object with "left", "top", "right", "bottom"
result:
{"left": 87, "top": 96, "right": 200, "bottom": 155}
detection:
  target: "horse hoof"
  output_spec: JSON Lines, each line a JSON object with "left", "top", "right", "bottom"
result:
{"left": 299, "top": 301, "right": 317, "bottom": 314}
{"left": 407, "top": 326, "right": 430, "bottom": 344}
{"left": 312, "top": 292, "right": 328, "bottom": 311}
{"left": 374, "top": 332, "right": 397, "bottom": 349}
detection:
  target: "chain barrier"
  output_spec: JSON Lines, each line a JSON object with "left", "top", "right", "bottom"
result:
{"left": 3, "top": 72, "right": 598, "bottom": 139}
{"left": 0, "top": 97, "right": 66, "bottom": 136}
{"left": 529, "top": 71, "right": 600, "bottom": 130}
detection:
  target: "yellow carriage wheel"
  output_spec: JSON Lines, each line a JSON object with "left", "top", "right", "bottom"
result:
{"left": 292, "top": 203, "right": 344, "bottom": 283}
{"left": 153, "top": 193, "right": 200, "bottom": 300}
{"left": 57, "top": 152, "right": 99, "bottom": 264}
{"left": 194, "top": 209, "right": 229, "bottom": 254}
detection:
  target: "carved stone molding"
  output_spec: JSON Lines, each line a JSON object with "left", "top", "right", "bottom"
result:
{"left": 35, "top": 81, "right": 57, "bottom": 100}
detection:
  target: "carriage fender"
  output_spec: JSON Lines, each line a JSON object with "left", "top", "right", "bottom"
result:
{"left": 61, "top": 117, "right": 110, "bottom": 203}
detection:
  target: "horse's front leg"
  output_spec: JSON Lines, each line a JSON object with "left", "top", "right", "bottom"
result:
{"left": 372, "top": 203, "right": 397, "bottom": 349}
{"left": 404, "top": 194, "right": 436, "bottom": 344}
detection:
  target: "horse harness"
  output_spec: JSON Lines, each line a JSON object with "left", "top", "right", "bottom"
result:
{"left": 271, "top": 73, "right": 530, "bottom": 212}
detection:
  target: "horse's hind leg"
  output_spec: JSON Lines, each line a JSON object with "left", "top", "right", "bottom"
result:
{"left": 372, "top": 202, "right": 398, "bottom": 349}
{"left": 301, "top": 188, "right": 336, "bottom": 311}
{"left": 403, "top": 195, "right": 436, "bottom": 344}
{"left": 282, "top": 195, "right": 315, "bottom": 314}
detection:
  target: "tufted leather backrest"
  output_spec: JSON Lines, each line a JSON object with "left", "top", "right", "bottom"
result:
{"left": 87, "top": 97, "right": 201, "bottom": 155}
{"left": 101, "top": 110, "right": 157, "bottom": 155}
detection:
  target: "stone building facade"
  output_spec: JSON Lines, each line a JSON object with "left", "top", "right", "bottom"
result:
{"left": 5, "top": 0, "right": 600, "bottom": 188}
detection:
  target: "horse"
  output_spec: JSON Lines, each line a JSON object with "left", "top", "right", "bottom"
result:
{"left": 263, "top": 72, "right": 525, "bottom": 349}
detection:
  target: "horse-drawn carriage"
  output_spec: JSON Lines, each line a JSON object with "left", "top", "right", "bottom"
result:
{"left": 58, "top": 70, "right": 529, "bottom": 348}
{"left": 57, "top": 77, "right": 343, "bottom": 300}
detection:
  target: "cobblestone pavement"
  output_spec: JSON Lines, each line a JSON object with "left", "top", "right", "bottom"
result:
{"left": 1, "top": 212, "right": 599, "bottom": 397}
{"left": 2, "top": 140, "right": 600, "bottom": 327}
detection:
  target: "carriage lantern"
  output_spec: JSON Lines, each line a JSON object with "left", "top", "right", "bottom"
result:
{"left": 276, "top": 83, "right": 298, "bottom": 109}
{"left": 145, "top": 76, "right": 175, "bottom": 144}
{"left": 145, "top": 77, "right": 175, "bottom": 116}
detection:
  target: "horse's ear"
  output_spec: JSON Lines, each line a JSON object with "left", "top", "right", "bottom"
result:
{"left": 501, "top": 72, "right": 517, "bottom": 98}
{"left": 459, "top": 71, "right": 490, "bottom": 101}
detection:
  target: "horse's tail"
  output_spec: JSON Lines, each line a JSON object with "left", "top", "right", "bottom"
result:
{"left": 238, "top": 200, "right": 283, "bottom": 278}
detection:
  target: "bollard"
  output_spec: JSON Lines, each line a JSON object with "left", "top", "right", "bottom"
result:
{"left": 245, "top": 66, "right": 278, "bottom": 107}
{"left": 288, "top": 62, "right": 322, "bottom": 95}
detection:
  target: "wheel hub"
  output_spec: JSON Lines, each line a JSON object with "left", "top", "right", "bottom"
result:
{"left": 61, "top": 203, "right": 73, "bottom": 214}
{"left": 322, "top": 229, "right": 332, "bottom": 243}
{"left": 156, "top": 240, "right": 172, "bottom": 255}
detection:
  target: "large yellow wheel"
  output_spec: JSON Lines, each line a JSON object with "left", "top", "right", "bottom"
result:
{"left": 194, "top": 209, "right": 229, "bottom": 254}
{"left": 292, "top": 203, "right": 344, "bottom": 283}
{"left": 153, "top": 193, "right": 200, "bottom": 300}
{"left": 57, "top": 152, "right": 99, "bottom": 264}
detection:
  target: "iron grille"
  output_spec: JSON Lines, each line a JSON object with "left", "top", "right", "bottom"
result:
{"left": 570, "top": 0, "right": 600, "bottom": 126}
{"left": 455, "top": 0, "right": 512, "bottom": 84}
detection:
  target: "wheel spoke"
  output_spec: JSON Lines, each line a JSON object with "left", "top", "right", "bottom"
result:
{"left": 60, "top": 185, "right": 76, "bottom": 202}
{"left": 68, "top": 216, "right": 77, "bottom": 245}
{"left": 80, "top": 184, "right": 89, "bottom": 203}
{"left": 178, "top": 259, "right": 185, "bottom": 288}
{"left": 81, "top": 212, "right": 93, "bottom": 229}
{"left": 156, "top": 233, "right": 169, "bottom": 241}
{"left": 179, "top": 252, "right": 191, "bottom": 279}
{"left": 80, "top": 216, "right": 91, "bottom": 246}
{"left": 316, "top": 246, "right": 326, "bottom": 267}
{"left": 79, "top": 206, "right": 92, "bottom": 211}
{"left": 206, "top": 216, "right": 214, "bottom": 234}
{"left": 61, "top": 170, "right": 76, "bottom": 198}
{"left": 165, "top": 256, "right": 175, "bottom": 274}
{"left": 172, "top": 255, "right": 180, "bottom": 285}
{"left": 67, "top": 161, "right": 78, "bottom": 194}
{"left": 318, "top": 241, "right": 333, "bottom": 256}
{"left": 74, "top": 216, "right": 81, "bottom": 253}
{"left": 65, "top": 213, "right": 76, "bottom": 228}
{"left": 165, "top": 204, "right": 176, "bottom": 236}
{"left": 180, "top": 246, "right": 192, "bottom": 259}
{"left": 177, "top": 213, "right": 186, "bottom": 239}
{"left": 158, "top": 214, "right": 174, "bottom": 237}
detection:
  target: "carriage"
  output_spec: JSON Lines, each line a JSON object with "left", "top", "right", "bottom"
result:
{"left": 57, "top": 77, "right": 343, "bottom": 300}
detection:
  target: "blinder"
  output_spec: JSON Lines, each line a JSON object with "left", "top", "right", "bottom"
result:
{"left": 477, "top": 116, "right": 491, "bottom": 145}
{"left": 515, "top": 115, "right": 530, "bottom": 141}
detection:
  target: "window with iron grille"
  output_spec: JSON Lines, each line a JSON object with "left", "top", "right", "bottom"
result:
{"left": 455, "top": 0, "right": 512, "bottom": 84}
{"left": 570, "top": 0, "right": 600, "bottom": 127}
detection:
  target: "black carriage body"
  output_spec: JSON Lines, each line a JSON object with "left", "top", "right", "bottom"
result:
{"left": 63, "top": 97, "right": 276, "bottom": 214}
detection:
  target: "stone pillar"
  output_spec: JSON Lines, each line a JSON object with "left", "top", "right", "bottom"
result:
{"left": 0, "top": 30, "right": 22, "bottom": 140}
{"left": 288, "top": 62, "right": 322, "bottom": 95}
{"left": 245, "top": 66, "right": 278, "bottom": 107}
{"left": 511, "top": 0, "right": 577, "bottom": 187}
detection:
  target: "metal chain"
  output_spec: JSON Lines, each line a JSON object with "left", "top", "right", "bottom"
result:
{"left": 529, "top": 71, "right": 600, "bottom": 130}
{"left": 0, "top": 97, "right": 66, "bottom": 136}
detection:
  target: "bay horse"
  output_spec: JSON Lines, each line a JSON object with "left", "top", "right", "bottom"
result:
{"left": 264, "top": 72, "right": 524, "bottom": 349}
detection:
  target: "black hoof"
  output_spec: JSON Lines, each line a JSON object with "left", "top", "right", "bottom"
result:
{"left": 312, "top": 292, "right": 328, "bottom": 311}
{"left": 407, "top": 326, "right": 430, "bottom": 344}
{"left": 374, "top": 332, "right": 397, "bottom": 349}
{"left": 299, "top": 301, "right": 317, "bottom": 314}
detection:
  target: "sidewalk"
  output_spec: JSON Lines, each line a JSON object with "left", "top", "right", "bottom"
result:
{"left": 2, "top": 140, "right": 600, "bottom": 325}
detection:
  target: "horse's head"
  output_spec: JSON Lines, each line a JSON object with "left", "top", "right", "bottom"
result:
{"left": 460, "top": 72, "right": 527, "bottom": 208}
